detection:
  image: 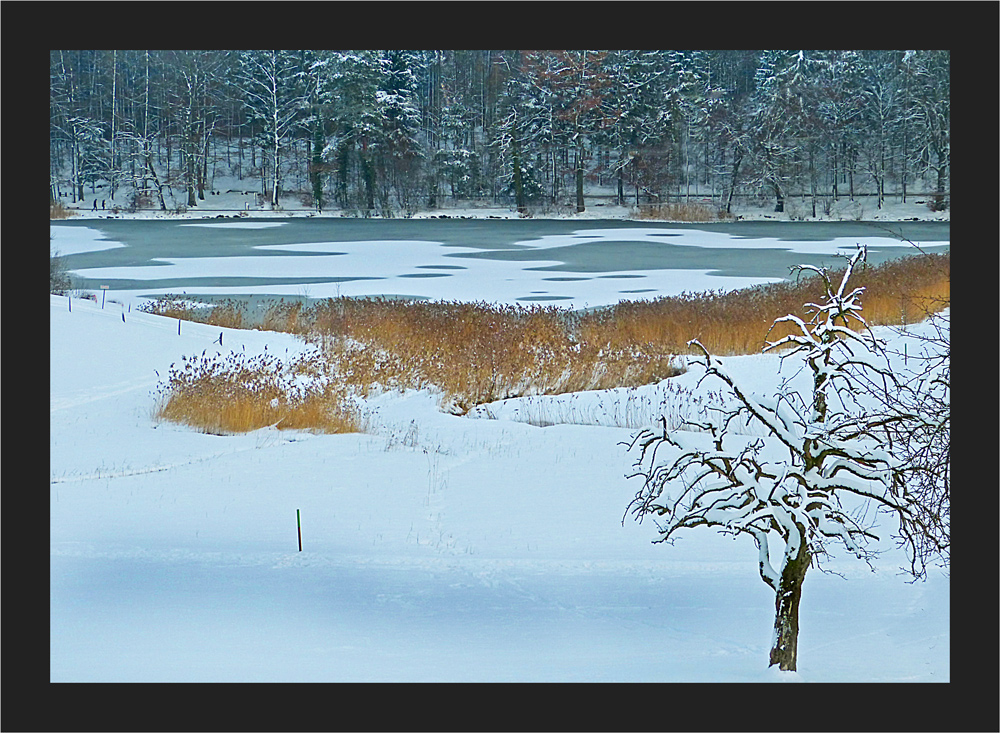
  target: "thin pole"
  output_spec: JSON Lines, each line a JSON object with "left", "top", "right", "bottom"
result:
{"left": 297, "top": 509, "right": 302, "bottom": 552}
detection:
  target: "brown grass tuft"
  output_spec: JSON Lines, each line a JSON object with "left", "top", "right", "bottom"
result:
{"left": 50, "top": 201, "right": 75, "bottom": 219}
{"left": 155, "top": 349, "right": 359, "bottom": 435}
{"left": 636, "top": 202, "right": 734, "bottom": 223}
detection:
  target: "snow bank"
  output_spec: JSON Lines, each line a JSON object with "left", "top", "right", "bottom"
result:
{"left": 50, "top": 293, "right": 949, "bottom": 682}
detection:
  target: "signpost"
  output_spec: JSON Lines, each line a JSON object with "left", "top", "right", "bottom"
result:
{"left": 101, "top": 285, "right": 109, "bottom": 309}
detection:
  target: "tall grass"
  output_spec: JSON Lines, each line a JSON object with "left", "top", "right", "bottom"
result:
{"left": 150, "top": 251, "right": 948, "bottom": 432}
{"left": 579, "top": 251, "right": 949, "bottom": 357}
{"left": 50, "top": 201, "right": 75, "bottom": 219}
{"left": 304, "top": 298, "right": 683, "bottom": 413}
{"left": 50, "top": 251, "right": 72, "bottom": 294}
{"left": 636, "top": 202, "right": 734, "bottom": 222}
{"left": 155, "top": 349, "right": 359, "bottom": 435}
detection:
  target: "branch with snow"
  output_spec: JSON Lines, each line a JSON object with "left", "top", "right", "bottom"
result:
{"left": 625, "top": 245, "right": 948, "bottom": 668}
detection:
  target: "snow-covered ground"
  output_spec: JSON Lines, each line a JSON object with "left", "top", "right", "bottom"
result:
{"left": 56, "top": 170, "right": 950, "bottom": 224}
{"left": 50, "top": 219, "right": 949, "bottom": 681}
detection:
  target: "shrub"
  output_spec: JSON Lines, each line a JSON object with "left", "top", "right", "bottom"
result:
{"left": 50, "top": 201, "right": 75, "bottom": 219}
{"left": 50, "top": 250, "right": 72, "bottom": 294}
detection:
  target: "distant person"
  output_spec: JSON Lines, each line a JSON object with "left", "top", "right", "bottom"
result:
{"left": 92, "top": 200, "right": 98, "bottom": 211}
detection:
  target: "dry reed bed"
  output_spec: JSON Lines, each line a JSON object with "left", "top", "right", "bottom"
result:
{"left": 50, "top": 201, "right": 75, "bottom": 219}
{"left": 586, "top": 251, "right": 950, "bottom": 357}
{"left": 150, "top": 251, "right": 948, "bottom": 433}
{"left": 636, "top": 202, "right": 734, "bottom": 223}
{"left": 305, "top": 299, "right": 683, "bottom": 412}
{"left": 155, "top": 349, "right": 358, "bottom": 435}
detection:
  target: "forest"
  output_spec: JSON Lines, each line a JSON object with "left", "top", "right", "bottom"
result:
{"left": 49, "top": 50, "right": 950, "bottom": 218}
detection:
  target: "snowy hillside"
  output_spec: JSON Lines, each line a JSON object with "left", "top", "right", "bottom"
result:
{"left": 50, "top": 290, "right": 949, "bottom": 684}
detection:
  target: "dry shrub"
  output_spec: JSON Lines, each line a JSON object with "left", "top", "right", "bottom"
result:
{"left": 50, "top": 201, "right": 75, "bottom": 219}
{"left": 259, "top": 299, "right": 307, "bottom": 334}
{"left": 304, "top": 297, "right": 684, "bottom": 413}
{"left": 637, "top": 202, "right": 733, "bottom": 222}
{"left": 138, "top": 295, "right": 204, "bottom": 321}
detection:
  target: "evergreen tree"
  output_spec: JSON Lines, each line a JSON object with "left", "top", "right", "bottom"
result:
{"left": 49, "top": 49, "right": 950, "bottom": 216}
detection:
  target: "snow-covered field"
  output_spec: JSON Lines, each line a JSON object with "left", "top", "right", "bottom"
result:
{"left": 57, "top": 169, "right": 951, "bottom": 225}
{"left": 49, "top": 213, "right": 949, "bottom": 683}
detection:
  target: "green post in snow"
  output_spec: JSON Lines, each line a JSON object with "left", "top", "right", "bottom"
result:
{"left": 297, "top": 509, "right": 302, "bottom": 552}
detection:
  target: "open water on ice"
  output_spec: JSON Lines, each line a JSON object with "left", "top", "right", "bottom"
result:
{"left": 51, "top": 218, "right": 949, "bottom": 310}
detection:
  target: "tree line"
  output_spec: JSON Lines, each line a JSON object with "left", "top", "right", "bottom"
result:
{"left": 50, "top": 50, "right": 950, "bottom": 216}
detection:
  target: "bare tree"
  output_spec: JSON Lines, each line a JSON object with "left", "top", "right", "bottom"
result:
{"left": 625, "top": 246, "right": 948, "bottom": 671}
{"left": 858, "top": 307, "right": 950, "bottom": 578}
{"left": 238, "top": 50, "right": 305, "bottom": 209}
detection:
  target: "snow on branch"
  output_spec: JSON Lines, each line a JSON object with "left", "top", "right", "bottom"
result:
{"left": 626, "top": 244, "right": 948, "bottom": 604}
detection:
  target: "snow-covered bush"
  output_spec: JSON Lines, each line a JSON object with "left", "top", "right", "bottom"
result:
{"left": 50, "top": 250, "right": 72, "bottom": 295}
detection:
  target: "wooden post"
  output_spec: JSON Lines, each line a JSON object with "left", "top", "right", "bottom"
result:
{"left": 297, "top": 509, "right": 302, "bottom": 552}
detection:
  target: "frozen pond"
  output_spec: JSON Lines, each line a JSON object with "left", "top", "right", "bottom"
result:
{"left": 51, "top": 218, "right": 950, "bottom": 310}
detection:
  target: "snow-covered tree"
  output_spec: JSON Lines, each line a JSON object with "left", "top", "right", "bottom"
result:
{"left": 625, "top": 246, "right": 947, "bottom": 671}
{"left": 907, "top": 50, "right": 950, "bottom": 210}
{"left": 49, "top": 49, "right": 950, "bottom": 215}
{"left": 494, "top": 52, "right": 551, "bottom": 214}
{"left": 237, "top": 50, "right": 306, "bottom": 209}
{"left": 602, "top": 50, "right": 681, "bottom": 206}
{"left": 315, "top": 50, "right": 424, "bottom": 216}
{"left": 851, "top": 285, "right": 950, "bottom": 578}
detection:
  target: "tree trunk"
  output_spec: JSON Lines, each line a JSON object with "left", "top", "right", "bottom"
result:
{"left": 310, "top": 116, "right": 324, "bottom": 212}
{"left": 617, "top": 160, "right": 624, "bottom": 206}
{"left": 145, "top": 149, "right": 167, "bottom": 211}
{"left": 575, "top": 147, "right": 585, "bottom": 213}
{"left": 512, "top": 136, "right": 526, "bottom": 215}
{"left": 769, "top": 537, "right": 810, "bottom": 671}
{"left": 271, "top": 128, "right": 281, "bottom": 209}
{"left": 186, "top": 141, "right": 197, "bottom": 207}
{"left": 199, "top": 127, "right": 210, "bottom": 200}
{"left": 726, "top": 150, "right": 742, "bottom": 214}
{"left": 361, "top": 154, "right": 375, "bottom": 215}
{"left": 336, "top": 139, "right": 350, "bottom": 207}
{"left": 934, "top": 159, "right": 948, "bottom": 210}
{"left": 809, "top": 147, "right": 816, "bottom": 218}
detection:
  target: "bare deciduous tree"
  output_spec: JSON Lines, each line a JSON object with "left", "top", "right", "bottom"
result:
{"left": 625, "top": 246, "right": 949, "bottom": 671}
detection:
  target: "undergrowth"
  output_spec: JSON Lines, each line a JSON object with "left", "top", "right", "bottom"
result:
{"left": 50, "top": 201, "right": 75, "bottom": 219}
{"left": 150, "top": 250, "right": 949, "bottom": 433}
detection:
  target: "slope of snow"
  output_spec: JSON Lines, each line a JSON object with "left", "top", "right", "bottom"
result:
{"left": 49, "top": 293, "right": 949, "bottom": 682}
